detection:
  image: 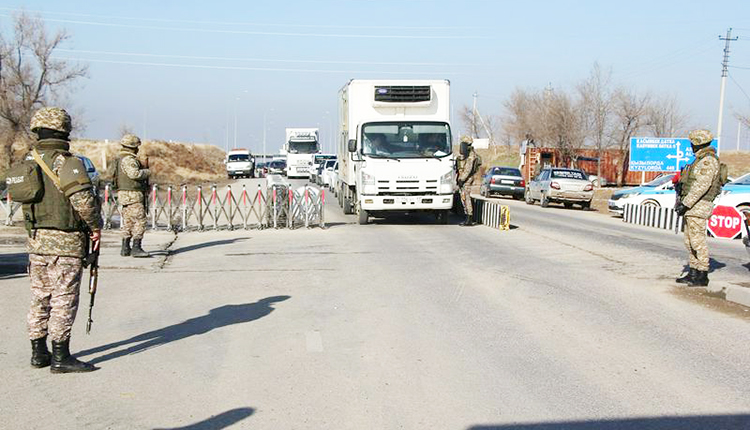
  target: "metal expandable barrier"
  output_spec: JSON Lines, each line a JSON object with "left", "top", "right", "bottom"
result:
{"left": 471, "top": 196, "right": 511, "bottom": 231}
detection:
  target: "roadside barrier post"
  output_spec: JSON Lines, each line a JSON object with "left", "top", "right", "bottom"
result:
{"left": 182, "top": 185, "right": 188, "bottom": 232}
{"left": 227, "top": 185, "right": 234, "bottom": 231}
{"left": 151, "top": 184, "right": 158, "bottom": 230}
{"left": 167, "top": 186, "right": 173, "bottom": 231}
{"left": 288, "top": 188, "right": 293, "bottom": 229}
{"left": 320, "top": 189, "right": 326, "bottom": 229}
{"left": 211, "top": 185, "right": 218, "bottom": 230}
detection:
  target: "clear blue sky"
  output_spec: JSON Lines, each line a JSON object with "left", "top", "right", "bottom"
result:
{"left": 2, "top": 1, "right": 750, "bottom": 152}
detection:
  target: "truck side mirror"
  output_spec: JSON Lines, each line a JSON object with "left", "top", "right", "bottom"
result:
{"left": 348, "top": 139, "right": 357, "bottom": 153}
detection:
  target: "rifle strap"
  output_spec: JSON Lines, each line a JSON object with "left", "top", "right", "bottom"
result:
{"left": 31, "top": 148, "right": 62, "bottom": 190}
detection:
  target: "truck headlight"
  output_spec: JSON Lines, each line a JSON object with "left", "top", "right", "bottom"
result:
{"left": 362, "top": 171, "right": 377, "bottom": 195}
{"left": 439, "top": 170, "right": 454, "bottom": 194}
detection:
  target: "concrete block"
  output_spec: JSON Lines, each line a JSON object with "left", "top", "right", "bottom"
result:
{"left": 725, "top": 285, "right": 750, "bottom": 308}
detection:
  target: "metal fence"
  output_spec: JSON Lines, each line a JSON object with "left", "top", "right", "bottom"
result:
{"left": 472, "top": 196, "right": 511, "bottom": 231}
{"left": 2, "top": 180, "right": 326, "bottom": 231}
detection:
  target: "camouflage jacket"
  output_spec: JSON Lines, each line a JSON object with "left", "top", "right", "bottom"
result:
{"left": 457, "top": 148, "right": 482, "bottom": 185}
{"left": 682, "top": 146, "right": 720, "bottom": 219}
{"left": 27, "top": 153, "right": 101, "bottom": 258}
{"left": 117, "top": 151, "right": 150, "bottom": 206}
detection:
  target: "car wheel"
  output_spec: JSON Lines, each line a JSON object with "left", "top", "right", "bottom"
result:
{"left": 357, "top": 204, "right": 368, "bottom": 225}
{"left": 525, "top": 191, "right": 534, "bottom": 205}
{"left": 540, "top": 193, "right": 549, "bottom": 208}
{"left": 564, "top": 202, "right": 573, "bottom": 209}
{"left": 580, "top": 200, "right": 591, "bottom": 210}
{"left": 642, "top": 199, "right": 660, "bottom": 208}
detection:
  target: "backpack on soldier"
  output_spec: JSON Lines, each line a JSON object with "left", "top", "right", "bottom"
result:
{"left": 4, "top": 159, "right": 44, "bottom": 203}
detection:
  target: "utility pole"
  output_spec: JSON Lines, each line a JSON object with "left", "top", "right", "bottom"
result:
{"left": 472, "top": 91, "right": 478, "bottom": 138}
{"left": 716, "top": 28, "right": 738, "bottom": 155}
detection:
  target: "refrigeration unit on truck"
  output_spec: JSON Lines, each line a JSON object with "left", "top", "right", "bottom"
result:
{"left": 337, "top": 79, "right": 455, "bottom": 225}
{"left": 284, "top": 128, "right": 320, "bottom": 179}
{"left": 226, "top": 148, "right": 255, "bottom": 179}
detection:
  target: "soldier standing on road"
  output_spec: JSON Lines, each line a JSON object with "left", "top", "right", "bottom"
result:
{"left": 115, "top": 134, "right": 150, "bottom": 258}
{"left": 24, "top": 107, "right": 101, "bottom": 373}
{"left": 456, "top": 135, "right": 482, "bottom": 227}
{"left": 674, "top": 129, "right": 722, "bottom": 287}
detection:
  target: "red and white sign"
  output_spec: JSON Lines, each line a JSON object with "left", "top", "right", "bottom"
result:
{"left": 708, "top": 205, "right": 744, "bottom": 239}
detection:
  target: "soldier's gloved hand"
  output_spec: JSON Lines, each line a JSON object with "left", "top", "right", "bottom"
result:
{"left": 674, "top": 202, "right": 689, "bottom": 216}
{"left": 90, "top": 229, "right": 101, "bottom": 250}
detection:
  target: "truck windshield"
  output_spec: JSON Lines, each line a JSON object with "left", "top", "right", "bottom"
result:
{"left": 362, "top": 122, "right": 451, "bottom": 159}
{"left": 288, "top": 141, "right": 320, "bottom": 154}
{"left": 228, "top": 154, "right": 250, "bottom": 162}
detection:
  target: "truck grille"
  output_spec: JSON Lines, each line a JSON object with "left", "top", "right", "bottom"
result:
{"left": 374, "top": 86, "right": 431, "bottom": 103}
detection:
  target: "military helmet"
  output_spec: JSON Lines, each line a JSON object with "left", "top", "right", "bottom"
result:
{"left": 460, "top": 135, "right": 474, "bottom": 145}
{"left": 688, "top": 129, "right": 713, "bottom": 146}
{"left": 30, "top": 107, "right": 72, "bottom": 134}
{"left": 121, "top": 134, "right": 142, "bottom": 148}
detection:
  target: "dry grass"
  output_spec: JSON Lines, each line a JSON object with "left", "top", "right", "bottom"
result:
{"left": 718, "top": 151, "right": 750, "bottom": 178}
{"left": 71, "top": 139, "right": 226, "bottom": 185}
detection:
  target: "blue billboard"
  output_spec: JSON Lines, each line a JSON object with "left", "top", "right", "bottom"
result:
{"left": 629, "top": 137, "right": 718, "bottom": 172}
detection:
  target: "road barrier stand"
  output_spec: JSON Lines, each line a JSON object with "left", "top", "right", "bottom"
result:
{"left": 471, "top": 195, "right": 510, "bottom": 231}
{"left": 623, "top": 204, "right": 683, "bottom": 233}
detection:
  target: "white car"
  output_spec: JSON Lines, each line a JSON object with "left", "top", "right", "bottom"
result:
{"left": 608, "top": 174, "right": 677, "bottom": 215}
{"left": 714, "top": 172, "right": 750, "bottom": 216}
{"left": 320, "top": 160, "right": 337, "bottom": 189}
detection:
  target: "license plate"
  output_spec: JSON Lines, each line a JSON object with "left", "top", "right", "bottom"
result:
{"left": 398, "top": 197, "right": 417, "bottom": 204}
{"left": 501, "top": 180, "right": 514, "bottom": 184}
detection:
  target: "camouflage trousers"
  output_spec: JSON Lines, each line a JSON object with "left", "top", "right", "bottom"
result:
{"left": 28, "top": 254, "right": 83, "bottom": 342}
{"left": 460, "top": 179, "right": 476, "bottom": 216}
{"left": 120, "top": 202, "right": 147, "bottom": 240}
{"left": 684, "top": 216, "right": 710, "bottom": 271}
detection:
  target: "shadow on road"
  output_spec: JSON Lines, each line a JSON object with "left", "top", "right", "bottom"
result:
{"left": 77, "top": 296, "right": 290, "bottom": 364}
{"left": 468, "top": 414, "right": 750, "bottom": 430}
{"left": 0, "top": 252, "right": 28, "bottom": 280}
{"left": 681, "top": 258, "right": 726, "bottom": 275}
{"left": 153, "top": 407, "right": 255, "bottom": 430}
{"left": 169, "top": 238, "right": 249, "bottom": 255}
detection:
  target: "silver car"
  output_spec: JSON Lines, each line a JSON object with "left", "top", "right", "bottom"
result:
{"left": 525, "top": 168, "right": 594, "bottom": 209}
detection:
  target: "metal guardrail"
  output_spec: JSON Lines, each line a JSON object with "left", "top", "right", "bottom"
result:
{"left": 622, "top": 204, "right": 683, "bottom": 233}
{"left": 2, "top": 182, "right": 326, "bottom": 231}
{"left": 472, "top": 196, "right": 511, "bottom": 231}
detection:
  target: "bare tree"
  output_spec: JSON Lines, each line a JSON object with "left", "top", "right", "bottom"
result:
{"left": 578, "top": 62, "right": 613, "bottom": 184}
{"left": 737, "top": 113, "right": 750, "bottom": 129}
{"left": 0, "top": 12, "right": 87, "bottom": 169}
{"left": 646, "top": 94, "right": 686, "bottom": 137}
{"left": 611, "top": 88, "right": 650, "bottom": 185}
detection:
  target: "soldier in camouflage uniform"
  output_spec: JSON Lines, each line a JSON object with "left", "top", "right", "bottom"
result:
{"left": 675, "top": 129, "right": 721, "bottom": 287}
{"left": 456, "top": 135, "right": 482, "bottom": 227}
{"left": 115, "top": 134, "right": 150, "bottom": 258}
{"left": 24, "top": 107, "right": 100, "bottom": 373}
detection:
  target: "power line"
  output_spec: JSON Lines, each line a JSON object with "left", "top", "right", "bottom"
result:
{"left": 0, "top": 7, "right": 481, "bottom": 31}
{"left": 51, "top": 56, "right": 467, "bottom": 75}
{"left": 56, "top": 48, "right": 461, "bottom": 67}
{"left": 729, "top": 72, "right": 750, "bottom": 106}
{"left": 0, "top": 14, "right": 486, "bottom": 40}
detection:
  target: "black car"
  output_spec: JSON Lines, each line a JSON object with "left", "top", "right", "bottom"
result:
{"left": 480, "top": 166, "right": 525, "bottom": 199}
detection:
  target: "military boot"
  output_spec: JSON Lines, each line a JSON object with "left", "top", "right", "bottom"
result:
{"left": 689, "top": 270, "right": 709, "bottom": 287}
{"left": 459, "top": 214, "right": 475, "bottom": 227}
{"left": 675, "top": 268, "right": 697, "bottom": 284}
{"left": 130, "top": 239, "right": 149, "bottom": 258}
{"left": 120, "top": 238, "right": 131, "bottom": 257}
{"left": 50, "top": 340, "right": 98, "bottom": 373}
{"left": 30, "top": 336, "right": 51, "bottom": 368}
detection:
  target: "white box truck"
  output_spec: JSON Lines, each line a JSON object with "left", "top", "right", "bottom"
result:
{"left": 337, "top": 79, "right": 455, "bottom": 224}
{"left": 284, "top": 128, "right": 320, "bottom": 179}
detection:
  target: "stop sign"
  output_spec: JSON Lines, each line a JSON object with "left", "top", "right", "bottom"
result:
{"left": 708, "top": 205, "right": 744, "bottom": 239}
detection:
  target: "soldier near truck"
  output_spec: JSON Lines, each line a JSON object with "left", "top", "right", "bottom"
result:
{"left": 456, "top": 135, "right": 482, "bottom": 227}
{"left": 22, "top": 107, "right": 101, "bottom": 373}
{"left": 115, "top": 134, "right": 150, "bottom": 258}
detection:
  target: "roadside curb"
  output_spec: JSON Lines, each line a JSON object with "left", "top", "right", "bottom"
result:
{"left": 707, "top": 282, "right": 750, "bottom": 308}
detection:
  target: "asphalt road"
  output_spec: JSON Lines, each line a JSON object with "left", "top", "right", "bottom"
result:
{"left": 1, "top": 178, "right": 749, "bottom": 429}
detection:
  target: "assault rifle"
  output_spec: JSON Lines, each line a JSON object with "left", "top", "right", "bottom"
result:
{"left": 85, "top": 236, "right": 100, "bottom": 334}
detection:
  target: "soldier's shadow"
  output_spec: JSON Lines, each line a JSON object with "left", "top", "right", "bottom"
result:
{"left": 680, "top": 258, "right": 726, "bottom": 274}
{"left": 77, "top": 296, "right": 290, "bottom": 364}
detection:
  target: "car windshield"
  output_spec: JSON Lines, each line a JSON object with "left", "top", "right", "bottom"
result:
{"left": 644, "top": 174, "right": 675, "bottom": 187}
{"left": 551, "top": 169, "right": 586, "bottom": 180}
{"left": 228, "top": 154, "right": 250, "bottom": 162}
{"left": 314, "top": 155, "right": 336, "bottom": 164}
{"left": 729, "top": 172, "right": 750, "bottom": 185}
{"left": 270, "top": 161, "right": 285, "bottom": 168}
{"left": 362, "top": 122, "right": 452, "bottom": 159}
{"left": 492, "top": 167, "right": 521, "bottom": 177}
